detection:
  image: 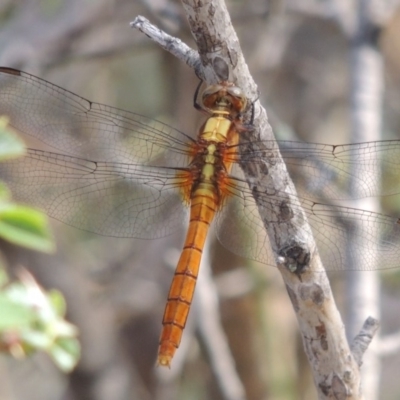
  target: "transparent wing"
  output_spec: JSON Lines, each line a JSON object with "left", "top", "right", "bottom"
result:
{"left": 0, "top": 67, "right": 193, "bottom": 238}
{"left": 236, "top": 140, "right": 400, "bottom": 199}
{"left": 0, "top": 67, "right": 193, "bottom": 164}
{"left": 215, "top": 172, "right": 274, "bottom": 266}
{"left": 1, "top": 148, "right": 189, "bottom": 238}
{"left": 216, "top": 165, "right": 400, "bottom": 272}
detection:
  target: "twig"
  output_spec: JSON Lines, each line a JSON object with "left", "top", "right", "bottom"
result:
{"left": 350, "top": 317, "right": 380, "bottom": 366}
{"left": 131, "top": 16, "right": 201, "bottom": 77}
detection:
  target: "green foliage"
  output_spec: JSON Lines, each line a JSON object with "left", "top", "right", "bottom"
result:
{"left": 0, "top": 117, "right": 54, "bottom": 252}
{"left": 0, "top": 116, "right": 25, "bottom": 161}
{"left": 0, "top": 203, "right": 55, "bottom": 252}
{"left": 0, "top": 119, "right": 80, "bottom": 372}
{"left": 0, "top": 270, "right": 80, "bottom": 372}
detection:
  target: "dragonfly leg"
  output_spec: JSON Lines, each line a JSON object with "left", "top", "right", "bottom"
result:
{"left": 193, "top": 79, "right": 204, "bottom": 111}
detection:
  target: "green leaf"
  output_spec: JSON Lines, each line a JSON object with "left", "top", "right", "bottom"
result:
{"left": 0, "top": 117, "right": 26, "bottom": 161}
{"left": 47, "top": 290, "right": 66, "bottom": 317}
{"left": 0, "top": 203, "right": 55, "bottom": 252}
{"left": 51, "top": 320, "right": 78, "bottom": 337}
{"left": 0, "top": 274, "right": 80, "bottom": 372}
{"left": 21, "top": 330, "right": 52, "bottom": 350}
{"left": 49, "top": 338, "right": 80, "bottom": 372}
{"left": 0, "top": 294, "right": 34, "bottom": 329}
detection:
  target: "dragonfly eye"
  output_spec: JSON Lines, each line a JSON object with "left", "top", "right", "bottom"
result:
{"left": 201, "top": 84, "right": 223, "bottom": 101}
{"left": 227, "top": 86, "right": 243, "bottom": 98}
{"left": 227, "top": 86, "right": 247, "bottom": 113}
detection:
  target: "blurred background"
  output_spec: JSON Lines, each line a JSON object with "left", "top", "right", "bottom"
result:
{"left": 0, "top": 0, "right": 400, "bottom": 399}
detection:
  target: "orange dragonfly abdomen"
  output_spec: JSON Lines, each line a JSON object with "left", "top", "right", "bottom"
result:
{"left": 158, "top": 88, "right": 247, "bottom": 367}
{"left": 158, "top": 184, "right": 218, "bottom": 367}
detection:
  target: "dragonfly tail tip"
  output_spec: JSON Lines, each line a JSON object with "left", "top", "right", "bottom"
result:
{"left": 157, "top": 354, "right": 172, "bottom": 368}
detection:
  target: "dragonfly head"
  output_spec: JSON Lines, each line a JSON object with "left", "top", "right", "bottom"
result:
{"left": 201, "top": 82, "right": 247, "bottom": 116}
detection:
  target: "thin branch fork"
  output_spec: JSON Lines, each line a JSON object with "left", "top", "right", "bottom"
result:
{"left": 351, "top": 317, "right": 379, "bottom": 366}
{"left": 131, "top": 1, "right": 377, "bottom": 397}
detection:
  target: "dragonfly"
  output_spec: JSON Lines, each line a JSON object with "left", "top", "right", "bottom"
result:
{"left": 1, "top": 67, "right": 400, "bottom": 367}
